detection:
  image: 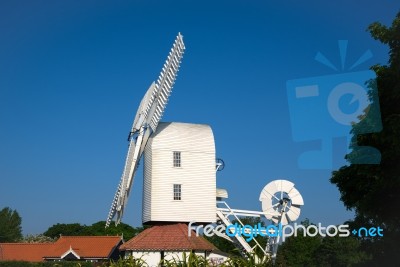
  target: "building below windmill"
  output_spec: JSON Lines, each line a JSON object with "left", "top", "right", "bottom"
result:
{"left": 0, "top": 236, "right": 123, "bottom": 262}
{"left": 120, "top": 223, "right": 228, "bottom": 266}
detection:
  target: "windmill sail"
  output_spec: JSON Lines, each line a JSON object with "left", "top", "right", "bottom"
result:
{"left": 106, "top": 33, "right": 185, "bottom": 227}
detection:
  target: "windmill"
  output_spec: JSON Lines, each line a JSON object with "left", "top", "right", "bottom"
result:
{"left": 106, "top": 33, "right": 185, "bottom": 227}
{"left": 105, "top": 33, "right": 304, "bottom": 263}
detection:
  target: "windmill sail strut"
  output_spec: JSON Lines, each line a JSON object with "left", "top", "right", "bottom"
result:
{"left": 106, "top": 33, "right": 185, "bottom": 227}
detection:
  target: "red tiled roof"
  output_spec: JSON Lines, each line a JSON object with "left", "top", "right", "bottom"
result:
{"left": 120, "top": 223, "right": 217, "bottom": 251}
{"left": 44, "top": 236, "right": 122, "bottom": 259}
{"left": 0, "top": 236, "right": 122, "bottom": 262}
{"left": 0, "top": 243, "right": 53, "bottom": 262}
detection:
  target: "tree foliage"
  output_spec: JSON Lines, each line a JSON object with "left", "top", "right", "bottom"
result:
{"left": 275, "top": 219, "right": 321, "bottom": 267}
{"left": 0, "top": 207, "right": 22, "bottom": 242}
{"left": 43, "top": 223, "right": 88, "bottom": 238}
{"left": 86, "top": 221, "right": 146, "bottom": 241}
{"left": 276, "top": 233, "right": 367, "bottom": 267}
{"left": 43, "top": 221, "right": 145, "bottom": 241}
{"left": 330, "top": 12, "right": 400, "bottom": 266}
{"left": 22, "top": 234, "right": 55, "bottom": 243}
{"left": 314, "top": 234, "right": 368, "bottom": 267}
{"left": 276, "top": 219, "right": 368, "bottom": 267}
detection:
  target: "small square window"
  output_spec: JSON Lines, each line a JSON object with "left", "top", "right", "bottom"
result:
{"left": 173, "top": 184, "right": 181, "bottom": 200}
{"left": 173, "top": 151, "right": 181, "bottom": 167}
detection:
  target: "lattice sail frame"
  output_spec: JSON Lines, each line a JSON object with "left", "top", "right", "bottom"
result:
{"left": 106, "top": 33, "right": 185, "bottom": 227}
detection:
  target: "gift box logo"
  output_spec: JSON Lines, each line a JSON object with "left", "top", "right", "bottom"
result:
{"left": 287, "top": 40, "right": 382, "bottom": 169}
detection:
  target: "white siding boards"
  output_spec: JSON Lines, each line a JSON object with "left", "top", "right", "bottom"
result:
{"left": 142, "top": 122, "right": 216, "bottom": 224}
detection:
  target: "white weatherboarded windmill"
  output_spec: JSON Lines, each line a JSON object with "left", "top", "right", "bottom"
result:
{"left": 106, "top": 33, "right": 304, "bottom": 263}
{"left": 142, "top": 122, "right": 216, "bottom": 224}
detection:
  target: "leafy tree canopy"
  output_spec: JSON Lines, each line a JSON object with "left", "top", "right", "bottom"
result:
{"left": 330, "top": 11, "right": 400, "bottom": 266}
{"left": 43, "top": 221, "right": 144, "bottom": 241}
{"left": 22, "top": 234, "right": 55, "bottom": 243}
{"left": 0, "top": 207, "right": 22, "bottom": 242}
{"left": 276, "top": 219, "right": 368, "bottom": 267}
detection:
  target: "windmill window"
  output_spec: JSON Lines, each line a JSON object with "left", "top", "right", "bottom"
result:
{"left": 173, "top": 184, "right": 181, "bottom": 200}
{"left": 173, "top": 151, "right": 181, "bottom": 167}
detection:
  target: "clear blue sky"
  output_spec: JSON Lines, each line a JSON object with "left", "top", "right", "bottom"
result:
{"left": 0, "top": 1, "right": 398, "bottom": 234}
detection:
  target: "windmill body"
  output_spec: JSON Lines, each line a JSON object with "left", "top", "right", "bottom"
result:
{"left": 143, "top": 122, "right": 216, "bottom": 224}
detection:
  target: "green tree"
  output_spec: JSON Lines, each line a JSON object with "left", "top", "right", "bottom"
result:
{"left": 22, "top": 234, "right": 55, "bottom": 243}
{"left": 0, "top": 207, "right": 22, "bottom": 242}
{"left": 86, "top": 221, "right": 145, "bottom": 241}
{"left": 43, "top": 221, "right": 145, "bottom": 241}
{"left": 43, "top": 223, "right": 90, "bottom": 238}
{"left": 276, "top": 219, "right": 367, "bottom": 267}
{"left": 330, "top": 11, "right": 400, "bottom": 266}
{"left": 277, "top": 232, "right": 368, "bottom": 267}
{"left": 314, "top": 234, "right": 368, "bottom": 267}
{"left": 275, "top": 219, "right": 322, "bottom": 267}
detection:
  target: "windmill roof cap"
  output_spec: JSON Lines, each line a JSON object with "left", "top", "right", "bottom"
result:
{"left": 150, "top": 122, "right": 215, "bottom": 153}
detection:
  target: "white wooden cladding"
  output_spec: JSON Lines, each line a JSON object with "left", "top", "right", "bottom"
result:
{"left": 143, "top": 122, "right": 216, "bottom": 224}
